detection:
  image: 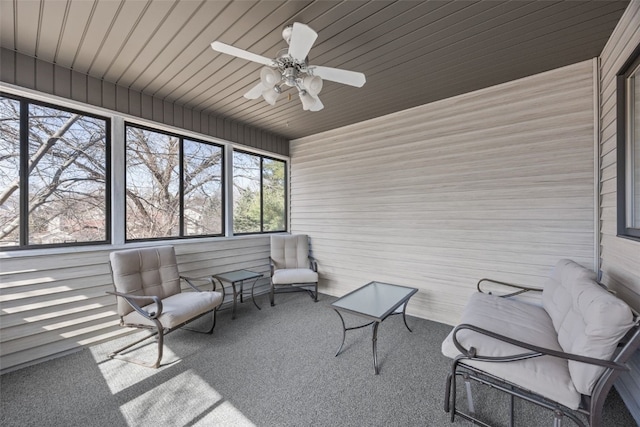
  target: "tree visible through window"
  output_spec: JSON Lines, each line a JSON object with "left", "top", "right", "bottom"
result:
{"left": 0, "top": 93, "right": 286, "bottom": 249}
{"left": 183, "top": 139, "right": 223, "bottom": 236}
{"left": 262, "top": 157, "right": 286, "bottom": 232}
{"left": 0, "top": 94, "right": 110, "bottom": 248}
{"left": 233, "top": 151, "right": 286, "bottom": 234}
{"left": 125, "top": 124, "right": 223, "bottom": 240}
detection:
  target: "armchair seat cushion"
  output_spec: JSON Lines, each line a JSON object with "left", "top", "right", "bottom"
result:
{"left": 441, "top": 292, "right": 581, "bottom": 409}
{"left": 272, "top": 268, "right": 318, "bottom": 285}
{"left": 123, "top": 291, "right": 223, "bottom": 330}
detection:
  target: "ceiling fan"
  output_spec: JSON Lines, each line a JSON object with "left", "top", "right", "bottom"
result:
{"left": 211, "top": 23, "right": 366, "bottom": 112}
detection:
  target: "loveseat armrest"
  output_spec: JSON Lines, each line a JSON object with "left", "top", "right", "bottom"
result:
{"left": 106, "top": 291, "right": 163, "bottom": 320}
{"left": 477, "top": 278, "right": 543, "bottom": 298}
{"left": 181, "top": 275, "right": 225, "bottom": 300}
{"left": 452, "top": 323, "right": 628, "bottom": 371}
{"left": 181, "top": 275, "right": 211, "bottom": 291}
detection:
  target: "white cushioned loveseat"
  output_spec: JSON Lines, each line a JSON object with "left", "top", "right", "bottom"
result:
{"left": 441, "top": 259, "right": 640, "bottom": 427}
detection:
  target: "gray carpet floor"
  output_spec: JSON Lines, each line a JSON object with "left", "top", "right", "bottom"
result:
{"left": 1, "top": 292, "right": 636, "bottom": 427}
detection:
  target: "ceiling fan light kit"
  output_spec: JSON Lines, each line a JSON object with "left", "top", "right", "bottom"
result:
{"left": 260, "top": 67, "right": 281, "bottom": 88}
{"left": 303, "top": 75, "right": 323, "bottom": 96}
{"left": 211, "top": 22, "right": 366, "bottom": 112}
{"left": 263, "top": 86, "right": 280, "bottom": 106}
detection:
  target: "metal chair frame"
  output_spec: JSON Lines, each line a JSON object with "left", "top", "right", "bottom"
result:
{"left": 269, "top": 255, "right": 319, "bottom": 306}
{"left": 107, "top": 271, "right": 224, "bottom": 368}
{"left": 444, "top": 278, "right": 640, "bottom": 427}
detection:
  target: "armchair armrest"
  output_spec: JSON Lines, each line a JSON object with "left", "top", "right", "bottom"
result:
{"left": 106, "top": 291, "right": 163, "bottom": 320}
{"left": 477, "top": 278, "right": 542, "bottom": 298}
{"left": 308, "top": 255, "right": 318, "bottom": 272}
{"left": 269, "top": 256, "right": 275, "bottom": 277}
{"left": 452, "top": 323, "right": 628, "bottom": 371}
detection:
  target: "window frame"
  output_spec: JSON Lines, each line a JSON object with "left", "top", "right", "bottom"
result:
{"left": 232, "top": 149, "right": 288, "bottom": 235}
{"left": 616, "top": 42, "right": 640, "bottom": 241}
{"left": 0, "top": 91, "right": 112, "bottom": 250}
{"left": 124, "top": 121, "right": 226, "bottom": 242}
{"left": 0, "top": 86, "right": 289, "bottom": 252}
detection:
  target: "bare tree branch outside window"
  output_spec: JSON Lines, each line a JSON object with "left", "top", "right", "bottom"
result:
{"left": 125, "top": 125, "right": 223, "bottom": 240}
{"left": 0, "top": 93, "right": 284, "bottom": 248}
{"left": 0, "top": 95, "right": 108, "bottom": 247}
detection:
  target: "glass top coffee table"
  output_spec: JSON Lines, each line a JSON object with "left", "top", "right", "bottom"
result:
{"left": 331, "top": 281, "right": 418, "bottom": 374}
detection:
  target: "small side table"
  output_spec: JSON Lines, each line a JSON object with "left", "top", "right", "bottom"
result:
{"left": 212, "top": 269, "right": 263, "bottom": 319}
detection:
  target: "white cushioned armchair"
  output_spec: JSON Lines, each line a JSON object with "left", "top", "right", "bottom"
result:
{"left": 269, "top": 234, "right": 319, "bottom": 306}
{"left": 108, "top": 245, "right": 224, "bottom": 368}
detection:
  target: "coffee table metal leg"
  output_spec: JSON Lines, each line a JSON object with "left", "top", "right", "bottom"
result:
{"left": 372, "top": 322, "right": 380, "bottom": 374}
{"left": 334, "top": 309, "right": 377, "bottom": 364}
{"left": 402, "top": 302, "right": 412, "bottom": 332}
{"left": 334, "top": 309, "right": 347, "bottom": 357}
{"left": 231, "top": 282, "right": 238, "bottom": 320}
{"left": 250, "top": 277, "right": 261, "bottom": 310}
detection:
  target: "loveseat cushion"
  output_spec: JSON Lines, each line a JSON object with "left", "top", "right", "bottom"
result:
{"left": 110, "top": 246, "right": 182, "bottom": 316}
{"left": 123, "top": 291, "right": 223, "bottom": 329}
{"left": 542, "top": 259, "right": 635, "bottom": 395}
{"left": 441, "top": 292, "right": 582, "bottom": 409}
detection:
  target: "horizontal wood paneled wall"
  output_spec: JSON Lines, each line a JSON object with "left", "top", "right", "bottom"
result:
{"left": 0, "top": 237, "right": 272, "bottom": 373}
{"left": 598, "top": 1, "right": 640, "bottom": 423}
{"left": 0, "top": 48, "right": 288, "bottom": 155}
{"left": 290, "top": 60, "right": 596, "bottom": 326}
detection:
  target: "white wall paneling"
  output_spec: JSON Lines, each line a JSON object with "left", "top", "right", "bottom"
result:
{"left": 598, "top": 2, "right": 640, "bottom": 422}
{"left": 291, "top": 59, "right": 597, "bottom": 327}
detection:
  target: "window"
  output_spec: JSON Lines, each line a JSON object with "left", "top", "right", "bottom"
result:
{"left": 617, "top": 43, "right": 640, "bottom": 240}
{"left": 0, "top": 91, "right": 286, "bottom": 249}
{"left": 125, "top": 124, "right": 223, "bottom": 241}
{"left": 233, "top": 151, "right": 286, "bottom": 234}
{"left": 0, "top": 93, "right": 110, "bottom": 249}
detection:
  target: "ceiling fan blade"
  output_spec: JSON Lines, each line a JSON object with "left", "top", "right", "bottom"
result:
{"left": 287, "top": 23, "right": 318, "bottom": 62}
{"left": 308, "top": 66, "right": 366, "bottom": 88}
{"left": 211, "top": 41, "right": 275, "bottom": 66}
{"left": 309, "top": 95, "right": 324, "bottom": 112}
{"left": 243, "top": 82, "right": 264, "bottom": 100}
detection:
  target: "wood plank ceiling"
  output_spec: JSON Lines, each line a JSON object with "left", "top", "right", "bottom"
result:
{"left": 0, "top": 0, "right": 630, "bottom": 140}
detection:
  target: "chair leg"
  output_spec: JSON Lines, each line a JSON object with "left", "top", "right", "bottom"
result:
{"left": 509, "top": 392, "right": 515, "bottom": 427}
{"left": 444, "top": 373, "right": 452, "bottom": 413}
{"left": 449, "top": 360, "right": 459, "bottom": 422}
{"left": 270, "top": 283, "right": 275, "bottom": 306}
{"left": 314, "top": 282, "right": 318, "bottom": 302}
{"left": 108, "top": 319, "right": 164, "bottom": 368}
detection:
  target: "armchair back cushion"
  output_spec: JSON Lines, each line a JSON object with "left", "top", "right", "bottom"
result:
{"left": 270, "top": 235, "right": 311, "bottom": 270}
{"left": 110, "top": 246, "right": 181, "bottom": 317}
{"left": 542, "top": 259, "right": 635, "bottom": 395}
